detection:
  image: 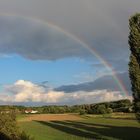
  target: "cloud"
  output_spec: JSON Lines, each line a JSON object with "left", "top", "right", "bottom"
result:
{"left": 57, "top": 90, "right": 132, "bottom": 105}
{"left": 3, "top": 80, "right": 64, "bottom": 103}
{"left": 0, "top": 16, "right": 91, "bottom": 61}
{"left": 0, "top": 1, "right": 136, "bottom": 105}
{"left": 0, "top": 0, "right": 139, "bottom": 66}
{"left": 55, "top": 72, "right": 131, "bottom": 94}
{"left": 0, "top": 80, "right": 132, "bottom": 105}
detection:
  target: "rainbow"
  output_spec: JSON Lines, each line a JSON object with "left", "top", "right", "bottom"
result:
{"left": 0, "top": 14, "right": 129, "bottom": 97}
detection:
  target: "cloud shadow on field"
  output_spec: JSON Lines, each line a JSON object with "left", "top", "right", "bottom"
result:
{"left": 36, "top": 121, "right": 101, "bottom": 139}
{"left": 36, "top": 120, "right": 140, "bottom": 140}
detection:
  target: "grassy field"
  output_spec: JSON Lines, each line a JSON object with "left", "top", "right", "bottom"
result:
{"left": 18, "top": 113, "right": 140, "bottom": 140}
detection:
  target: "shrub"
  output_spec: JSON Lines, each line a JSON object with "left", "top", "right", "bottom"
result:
{"left": 106, "top": 108, "right": 113, "bottom": 114}
{"left": 0, "top": 111, "right": 34, "bottom": 140}
{"left": 79, "top": 109, "right": 86, "bottom": 115}
{"left": 96, "top": 104, "right": 107, "bottom": 114}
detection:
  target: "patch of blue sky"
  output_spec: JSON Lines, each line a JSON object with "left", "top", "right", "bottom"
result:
{"left": 0, "top": 54, "right": 104, "bottom": 87}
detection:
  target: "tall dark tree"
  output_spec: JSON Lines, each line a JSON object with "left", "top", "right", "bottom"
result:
{"left": 129, "top": 13, "right": 140, "bottom": 121}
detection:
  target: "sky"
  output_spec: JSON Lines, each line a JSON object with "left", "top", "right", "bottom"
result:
{"left": 0, "top": 0, "right": 139, "bottom": 105}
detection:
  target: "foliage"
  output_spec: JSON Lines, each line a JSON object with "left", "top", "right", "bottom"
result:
{"left": 106, "top": 107, "right": 113, "bottom": 113}
{"left": 0, "top": 111, "right": 19, "bottom": 140}
{"left": 79, "top": 109, "right": 86, "bottom": 115}
{"left": 94, "top": 104, "right": 107, "bottom": 114}
{"left": 0, "top": 99, "right": 133, "bottom": 116}
{"left": 19, "top": 131, "right": 34, "bottom": 140}
{"left": 0, "top": 111, "right": 33, "bottom": 140}
{"left": 129, "top": 13, "right": 140, "bottom": 121}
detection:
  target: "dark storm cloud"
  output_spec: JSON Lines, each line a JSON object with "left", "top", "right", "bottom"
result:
{"left": 0, "top": 16, "right": 91, "bottom": 60}
{"left": 55, "top": 72, "right": 131, "bottom": 95}
{"left": 0, "top": 0, "right": 139, "bottom": 60}
{"left": 0, "top": 1, "right": 139, "bottom": 80}
{"left": 0, "top": 0, "right": 139, "bottom": 70}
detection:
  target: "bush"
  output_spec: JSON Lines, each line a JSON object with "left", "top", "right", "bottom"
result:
{"left": 114, "top": 107, "right": 130, "bottom": 113}
{"left": 106, "top": 108, "right": 113, "bottom": 114}
{"left": 79, "top": 109, "right": 86, "bottom": 115}
{"left": 96, "top": 104, "right": 107, "bottom": 114}
{"left": 0, "top": 132, "right": 11, "bottom": 140}
{"left": 0, "top": 111, "right": 34, "bottom": 140}
{"left": 0, "top": 111, "right": 19, "bottom": 139}
{"left": 19, "top": 131, "right": 34, "bottom": 140}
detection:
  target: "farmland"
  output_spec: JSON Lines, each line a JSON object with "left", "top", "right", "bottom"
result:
{"left": 18, "top": 114, "right": 82, "bottom": 122}
{"left": 18, "top": 113, "right": 140, "bottom": 140}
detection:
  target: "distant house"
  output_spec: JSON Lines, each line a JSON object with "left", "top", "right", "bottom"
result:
{"left": 25, "top": 109, "right": 38, "bottom": 114}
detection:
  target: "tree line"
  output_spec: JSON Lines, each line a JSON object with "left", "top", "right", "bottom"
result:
{"left": 0, "top": 99, "right": 133, "bottom": 140}
{"left": 0, "top": 99, "right": 133, "bottom": 115}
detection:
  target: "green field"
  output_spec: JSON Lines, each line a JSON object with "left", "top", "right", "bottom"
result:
{"left": 18, "top": 114, "right": 140, "bottom": 140}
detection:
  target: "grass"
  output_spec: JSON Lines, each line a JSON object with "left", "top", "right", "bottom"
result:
{"left": 16, "top": 114, "right": 28, "bottom": 121}
{"left": 18, "top": 113, "right": 140, "bottom": 140}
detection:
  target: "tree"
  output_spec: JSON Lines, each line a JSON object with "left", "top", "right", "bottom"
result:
{"left": 79, "top": 109, "right": 86, "bottom": 115}
{"left": 95, "top": 104, "right": 107, "bottom": 114}
{"left": 0, "top": 111, "right": 34, "bottom": 140}
{"left": 0, "top": 111, "right": 19, "bottom": 139}
{"left": 129, "top": 13, "right": 140, "bottom": 121}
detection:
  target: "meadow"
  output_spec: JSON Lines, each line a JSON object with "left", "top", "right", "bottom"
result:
{"left": 18, "top": 113, "right": 140, "bottom": 140}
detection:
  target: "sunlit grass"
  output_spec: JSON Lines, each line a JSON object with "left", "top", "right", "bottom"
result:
{"left": 18, "top": 113, "right": 140, "bottom": 140}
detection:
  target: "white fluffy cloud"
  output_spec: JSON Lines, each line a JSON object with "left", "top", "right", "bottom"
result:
{"left": 0, "top": 80, "right": 132, "bottom": 105}
{"left": 3, "top": 80, "right": 64, "bottom": 103}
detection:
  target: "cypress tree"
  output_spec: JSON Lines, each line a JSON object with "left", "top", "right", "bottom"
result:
{"left": 129, "top": 13, "right": 140, "bottom": 121}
